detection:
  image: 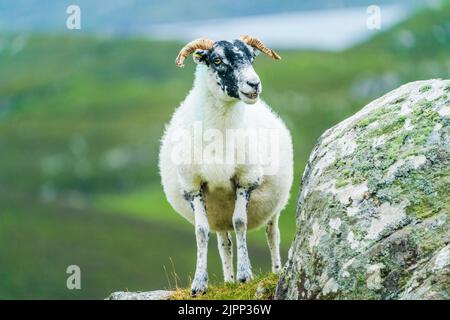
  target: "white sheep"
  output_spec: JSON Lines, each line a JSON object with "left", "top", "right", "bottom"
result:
{"left": 159, "top": 36, "right": 293, "bottom": 296}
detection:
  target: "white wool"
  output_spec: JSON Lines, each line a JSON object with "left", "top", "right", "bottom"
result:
{"left": 159, "top": 65, "right": 293, "bottom": 231}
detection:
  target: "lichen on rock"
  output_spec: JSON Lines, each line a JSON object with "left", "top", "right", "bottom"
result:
{"left": 276, "top": 79, "right": 450, "bottom": 300}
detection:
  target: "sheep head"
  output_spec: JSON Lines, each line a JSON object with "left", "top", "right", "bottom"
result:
{"left": 175, "top": 36, "right": 281, "bottom": 104}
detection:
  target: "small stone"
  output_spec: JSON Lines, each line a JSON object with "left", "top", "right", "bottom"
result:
{"left": 106, "top": 290, "right": 174, "bottom": 300}
{"left": 254, "top": 284, "right": 268, "bottom": 299}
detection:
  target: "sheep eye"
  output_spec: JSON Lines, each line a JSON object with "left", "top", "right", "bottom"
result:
{"left": 213, "top": 58, "right": 222, "bottom": 65}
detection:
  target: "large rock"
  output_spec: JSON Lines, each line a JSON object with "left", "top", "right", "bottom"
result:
{"left": 276, "top": 79, "right": 450, "bottom": 300}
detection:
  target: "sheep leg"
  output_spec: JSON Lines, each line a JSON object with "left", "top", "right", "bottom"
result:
{"left": 233, "top": 185, "right": 254, "bottom": 283}
{"left": 185, "top": 189, "right": 209, "bottom": 296}
{"left": 217, "top": 231, "right": 234, "bottom": 283}
{"left": 266, "top": 213, "right": 282, "bottom": 273}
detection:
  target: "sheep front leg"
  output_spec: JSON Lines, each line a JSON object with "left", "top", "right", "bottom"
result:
{"left": 184, "top": 189, "right": 209, "bottom": 296}
{"left": 233, "top": 183, "right": 257, "bottom": 283}
{"left": 217, "top": 231, "right": 234, "bottom": 283}
{"left": 266, "top": 213, "right": 282, "bottom": 273}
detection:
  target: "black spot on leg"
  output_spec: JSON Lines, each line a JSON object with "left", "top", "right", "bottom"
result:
{"left": 233, "top": 217, "right": 246, "bottom": 231}
{"left": 183, "top": 190, "right": 193, "bottom": 202}
{"left": 266, "top": 221, "right": 274, "bottom": 235}
{"left": 227, "top": 235, "right": 232, "bottom": 247}
{"left": 183, "top": 189, "right": 206, "bottom": 212}
{"left": 196, "top": 226, "right": 209, "bottom": 239}
{"left": 234, "top": 181, "right": 261, "bottom": 208}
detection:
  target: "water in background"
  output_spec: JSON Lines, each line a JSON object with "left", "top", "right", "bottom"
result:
{"left": 146, "top": 5, "right": 409, "bottom": 50}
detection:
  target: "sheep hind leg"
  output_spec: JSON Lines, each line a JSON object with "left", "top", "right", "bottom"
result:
{"left": 266, "top": 213, "right": 282, "bottom": 273}
{"left": 185, "top": 189, "right": 210, "bottom": 297}
{"left": 217, "top": 231, "right": 234, "bottom": 283}
{"left": 233, "top": 185, "right": 254, "bottom": 283}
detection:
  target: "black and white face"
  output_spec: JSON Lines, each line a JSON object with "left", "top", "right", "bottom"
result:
{"left": 194, "top": 40, "right": 262, "bottom": 104}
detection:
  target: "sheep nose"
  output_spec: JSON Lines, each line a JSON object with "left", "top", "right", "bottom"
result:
{"left": 246, "top": 80, "right": 260, "bottom": 90}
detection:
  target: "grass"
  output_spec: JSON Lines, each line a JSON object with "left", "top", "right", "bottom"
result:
{"left": 170, "top": 273, "right": 280, "bottom": 300}
{"left": 0, "top": 194, "right": 272, "bottom": 299}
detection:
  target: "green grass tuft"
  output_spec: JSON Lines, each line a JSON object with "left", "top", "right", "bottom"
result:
{"left": 170, "top": 273, "right": 280, "bottom": 300}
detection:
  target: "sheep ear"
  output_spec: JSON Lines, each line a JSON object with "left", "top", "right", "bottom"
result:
{"left": 193, "top": 49, "right": 209, "bottom": 65}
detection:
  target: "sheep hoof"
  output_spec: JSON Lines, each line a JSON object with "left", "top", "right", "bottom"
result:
{"left": 190, "top": 275, "right": 208, "bottom": 297}
{"left": 190, "top": 287, "right": 207, "bottom": 297}
{"left": 237, "top": 270, "right": 253, "bottom": 283}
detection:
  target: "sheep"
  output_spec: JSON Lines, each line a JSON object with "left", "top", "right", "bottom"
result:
{"left": 159, "top": 36, "right": 293, "bottom": 296}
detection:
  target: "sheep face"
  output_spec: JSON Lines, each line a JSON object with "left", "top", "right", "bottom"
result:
{"left": 194, "top": 40, "right": 262, "bottom": 105}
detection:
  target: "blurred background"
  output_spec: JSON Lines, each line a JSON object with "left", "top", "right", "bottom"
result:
{"left": 0, "top": 0, "right": 448, "bottom": 299}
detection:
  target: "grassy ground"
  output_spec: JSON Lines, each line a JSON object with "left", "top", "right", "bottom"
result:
{"left": 171, "top": 273, "right": 279, "bottom": 300}
{"left": 0, "top": 3, "right": 448, "bottom": 298}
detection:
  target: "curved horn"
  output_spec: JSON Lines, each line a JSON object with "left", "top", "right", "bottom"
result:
{"left": 240, "top": 35, "right": 281, "bottom": 60}
{"left": 175, "top": 38, "right": 215, "bottom": 67}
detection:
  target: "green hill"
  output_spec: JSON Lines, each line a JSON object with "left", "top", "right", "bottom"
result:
{"left": 0, "top": 3, "right": 448, "bottom": 298}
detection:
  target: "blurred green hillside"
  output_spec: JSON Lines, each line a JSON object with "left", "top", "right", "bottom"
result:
{"left": 0, "top": 3, "right": 449, "bottom": 298}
